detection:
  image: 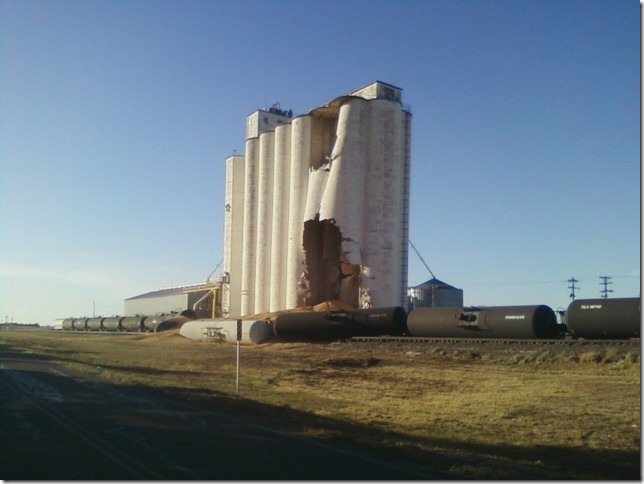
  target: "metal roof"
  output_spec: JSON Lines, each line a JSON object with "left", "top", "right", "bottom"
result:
{"left": 412, "top": 278, "right": 461, "bottom": 290}
{"left": 125, "top": 283, "right": 216, "bottom": 301}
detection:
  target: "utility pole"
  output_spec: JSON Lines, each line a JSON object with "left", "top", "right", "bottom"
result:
{"left": 568, "top": 277, "right": 579, "bottom": 301}
{"left": 599, "top": 276, "right": 613, "bottom": 299}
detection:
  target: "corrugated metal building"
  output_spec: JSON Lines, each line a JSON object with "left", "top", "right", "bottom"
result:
{"left": 407, "top": 278, "right": 464, "bottom": 310}
{"left": 124, "top": 282, "right": 220, "bottom": 318}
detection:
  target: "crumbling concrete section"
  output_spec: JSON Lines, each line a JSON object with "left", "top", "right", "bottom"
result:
{"left": 300, "top": 96, "right": 407, "bottom": 310}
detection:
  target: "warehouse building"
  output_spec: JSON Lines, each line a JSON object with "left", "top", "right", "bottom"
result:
{"left": 222, "top": 81, "right": 412, "bottom": 318}
{"left": 124, "top": 282, "right": 220, "bottom": 318}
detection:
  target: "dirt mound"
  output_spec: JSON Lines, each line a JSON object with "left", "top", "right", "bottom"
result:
{"left": 140, "top": 328, "right": 187, "bottom": 342}
{"left": 246, "top": 300, "right": 357, "bottom": 321}
{"left": 312, "top": 300, "right": 355, "bottom": 311}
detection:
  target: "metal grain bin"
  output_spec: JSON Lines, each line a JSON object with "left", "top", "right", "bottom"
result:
{"left": 407, "top": 305, "right": 558, "bottom": 339}
{"left": 86, "top": 318, "right": 105, "bottom": 331}
{"left": 102, "top": 317, "right": 123, "bottom": 332}
{"left": 72, "top": 318, "right": 88, "bottom": 331}
{"left": 566, "top": 298, "right": 640, "bottom": 339}
{"left": 408, "top": 278, "right": 464, "bottom": 309}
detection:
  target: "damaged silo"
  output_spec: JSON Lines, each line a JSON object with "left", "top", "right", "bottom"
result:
{"left": 222, "top": 81, "right": 412, "bottom": 317}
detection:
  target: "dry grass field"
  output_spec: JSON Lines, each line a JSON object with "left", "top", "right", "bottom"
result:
{"left": 1, "top": 328, "right": 640, "bottom": 479}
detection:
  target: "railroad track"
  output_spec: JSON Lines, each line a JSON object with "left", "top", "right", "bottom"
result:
{"left": 349, "top": 336, "right": 640, "bottom": 345}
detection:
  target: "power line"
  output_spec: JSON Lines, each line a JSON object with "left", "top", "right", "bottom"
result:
{"left": 465, "top": 279, "right": 569, "bottom": 287}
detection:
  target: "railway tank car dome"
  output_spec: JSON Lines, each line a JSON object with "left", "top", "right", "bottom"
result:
{"left": 566, "top": 298, "right": 640, "bottom": 339}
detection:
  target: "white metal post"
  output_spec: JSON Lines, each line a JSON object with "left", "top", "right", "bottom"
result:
{"left": 236, "top": 319, "right": 241, "bottom": 395}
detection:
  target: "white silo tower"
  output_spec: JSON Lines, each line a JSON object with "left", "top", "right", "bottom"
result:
{"left": 222, "top": 82, "right": 411, "bottom": 317}
{"left": 222, "top": 154, "right": 245, "bottom": 318}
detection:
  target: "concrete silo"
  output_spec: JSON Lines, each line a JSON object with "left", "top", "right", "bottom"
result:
{"left": 254, "top": 130, "right": 275, "bottom": 314}
{"left": 285, "top": 115, "right": 311, "bottom": 310}
{"left": 269, "top": 123, "right": 292, "bottom": 312}
{"left": 239, "top": 136, "right": 259, "bottom": 317}
{"left": 222, "top": 155, "right": 245, "bottom": 318}
{"left": 222, "top": 82, "right": 411, "bottom": 317}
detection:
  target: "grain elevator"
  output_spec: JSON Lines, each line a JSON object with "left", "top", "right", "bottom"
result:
{"left": 222, "top": 81, "right": 412, "bottom": 318}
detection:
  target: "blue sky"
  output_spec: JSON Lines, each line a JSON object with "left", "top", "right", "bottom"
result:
{"left": 1, "top": 0, "right": 639, "bottom": 324}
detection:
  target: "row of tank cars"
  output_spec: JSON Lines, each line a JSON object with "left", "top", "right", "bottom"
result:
{"left": 57, "top": 312, "right": 194, "bottom": 333}
{"left": 272, "top": 297, "right": 640, "bottom": 342}
{"left": 177, "top": 297, "right": 640, "bottom": 344}
{"left": 58, "top": 298, "right": 639, "bottom": 343}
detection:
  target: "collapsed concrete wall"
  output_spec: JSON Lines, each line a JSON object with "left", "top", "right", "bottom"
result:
{"left": 302, "top": 97, "right": 408, "bottom": 309}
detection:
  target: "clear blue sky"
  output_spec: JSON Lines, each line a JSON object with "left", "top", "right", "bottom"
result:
{"left": 1, "top": 0, "right": 639, "bottom": 324}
